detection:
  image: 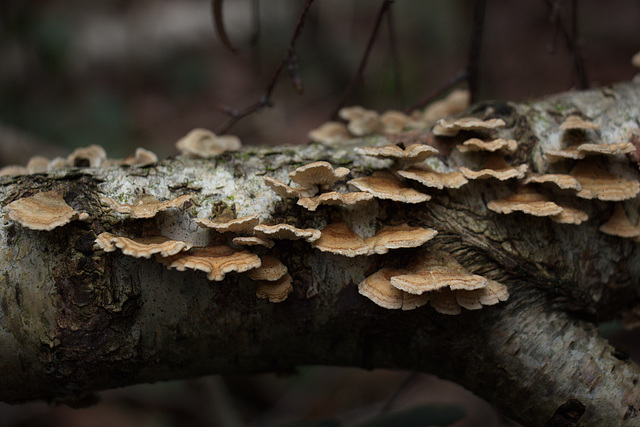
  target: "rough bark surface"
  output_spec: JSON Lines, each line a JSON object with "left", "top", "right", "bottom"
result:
{"left": 2, "top": 79, "right": 640, "bottom": 426}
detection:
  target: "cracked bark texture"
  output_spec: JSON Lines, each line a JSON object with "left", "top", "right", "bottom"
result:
{"left": 2, "top": 79, "right": 640, "bottom": 426}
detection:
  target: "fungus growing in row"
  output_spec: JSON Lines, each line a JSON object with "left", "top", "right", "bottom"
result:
{"left": 94, "top": 232, "right": 192, "bottom": 258}
{"left": 576, "top": 142, "right": 636, "bottom": 157}
{"left": 457, "top": 138, "right": 518, "bottom": 153}
{"left": 289, "top": 161, "right": 350, "bottom": 188}
{"left": 355, "top": 144, "right": 439, "bottom": 163}
{"left": 297, "top": 191, "right": 374, "bottom": 211}
{"left": 101, "top": 194, "right": 192, "bottom": 219}
{"left": 232, "top": 236, "right": 275, "bottom": 249}
{"left": 176, "top": 128, "right": 241, "bottom": 158}
{"left": 254, "top": 223, "right": 321, "bottom": 242}
{"left": 571, "top": 159, "right": 640, "bottom": 201}
{"left": 358, "top": 268, "right": 428, "bottom": 310}
{"left": 550, "top": 205, "right": 589, "bottom": 225}
{"left": 68, "top": 145, "right": 107, "bottom": 168}
{"left": 523, "top": 173, "right": 582, "bottom": 191}
{"left": 487, "top": 186, "right": 564, "bottom": 217}
{"left": 5, "top": 190, "right": 88, "bottom": 231}
{"left": 396, "top": 167, "right": 469, "bottom": 190}
{"left": 365, "top": 224, "right": 438, "bottom": 255}
{"left": 255, "top": 273, "right": 294, "bottom": 303}
{"left": 0, "top": 165, "right": 28, "bottom": 176}
{"left": 390, "top": 252, "right": 488, "bottom": 295}
{"left": 459, "top": 154, "right": 528, "bottom": 181}
{"left": 599, "top": 204, "right": 640, "bottom": 238}
{"left": 311, "top": 222, "right": 370, "bottom": 257}
{"left": 559, "top": 115, "right": 600, "bottom": 131}
{"left": 26, "top": 156, "right": 50, "bottom": 174}
{"left": 308, "top": 122, "right": 352, "bottom": 144}
{"left": 160, "top": 245, "right": 261, "bottom": 281}
{"left": 380, "top": 110, "right": 411, "bottom": 133}
{"left": 120, "top": 147, "right": 158, "bottom": 166}
{"left": 432, "top": 117, "right": 506, "bottom": 137}
{"left": 348, "top": 171, "right": 431, "bottom": 203}
{"left": 263, "top": 176, "right": 317, "bottom": 199}
{"left": 247, "top": 255, "right": 288, "bottom": 281}
{"left": 338, "top": 106, "right": 382, "bottom": 136}
{"left": 194, "top": 214, "right": 260, "bottom": 234}
{"left": 544, "top": 146, "right": 585, "bottom": 163}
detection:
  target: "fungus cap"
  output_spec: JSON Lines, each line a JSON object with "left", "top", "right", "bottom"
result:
{"left": 523, "top": 173, "right": 582, "bottom": 191}
{"left": 254, "top": 223, "right": 321, "bottom": 242}
{"left": 311, "top": 222, "right": 370, "bottom": 257}
{"left": 550, "top": 205, "right": 589, "bottom": 225}
{"left": 429, "top": 289, "right": 462, "bottom": 315}
{"left": 358, "top": 268, "right": 409, "bottom": 310}
{"left": 380, "top": 110, "right": 411, "bottom": 133}
{"left": 418, "top": 89, "right": 470, "bottom": 126}
{"left": 338, "top": 106, "right": 382, "bottom": 136}
{"left": 308, "top": 121, "right": 352, "bottom": 144}
{"left": 571, "top": 160, "right": 640, "bottom": 201}
{"left": 487, "top": 186, "right": 564, "bottom": 217}
{"left": 263, "top": 177, "right": 318, "bottom": 199}
{"left": 101, "top": 194, "right": 192, "bottom": 219}
{"left": 255, "top": 273, "right": 293, "bottom": 303}
{"left": 289, "top": 161, "right": 350, "bottom": 187}
{"left": 599, "top": 204, "right": 640, "bottom": 238}
{"left": 26, "top": 156, "right": 50, "bottom": 174}
{"left": 0, "top": 165, "right": 28, "bottom": 176}
{"left": 121, "top": 147, "right": 158, "bottom": 166}
{"left": 433, "top": 117, "right": 506, "bottom": 137}
{"left": 6, "top": 190, "right": 86, "bottom": 231}
{"left": 194, "top": 214, "right": 260, "bottom": 234}
{"left": 397, "top": 168, "right": 468, "bottom": 189}
{"left": 633, "top": 51, "right": 640, "bottom": 68}
{"left": 67, "top": 145, "right": 107, "bottom": 168}
{"left": 458, "top": 279, "right": 509, "bottom": 308}
{"left": 365, "top": 224, "right": 438, "bottom": 255}
{"left": 576, "top": 142, "right": 636, "bottom": 156}
{"left": 348, "top": 171, "right": 430, "bottom": 203}
{"left": 559, "top": 115, "right": 600, "bottom": 131}
{"left": 297, "top": 191, "right": 374, "bottom": 211}
{"left": 457, "top": 138, "right": 518, "bottom": 153}
{"left": 176, "top": 128, "right": 241, "bottom": 158}
{"left": 160, "top": 245, "right": 261, "bottom": 281}
{"left": 94, "top": 232, "right": 192, "bottom": 258}
{"left": 544, "top": 146, "right": 585, "bottom": 163}
{"left": 247, "top": 255, "right": 288, "bottom": 281}
{"left": 355, "top": 144, "right": 438, "bottom": 163}
{"left": 232, "top": 236, "right": 275, "bottom": 249}
{"left": 459, "top": 155, "right": 528, "bottom": 181}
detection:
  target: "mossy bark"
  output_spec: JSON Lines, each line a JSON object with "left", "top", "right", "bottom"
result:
{"left": 1, "top": 79, "right": 640, "bottom": 426}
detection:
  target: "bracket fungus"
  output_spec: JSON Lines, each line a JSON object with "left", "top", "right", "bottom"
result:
{"left": 95, "top": 232, "right": 192, "bottom": 258}
{"left": 68, "top": 145, "right": 107, "bottom": 168}
{"left": 459, "top": 155, "right": 528, "bottom": 181}
{"left": 599, "top": 204, "right": 640, "bottom": 238}
{"left": 338, "top": 106, "right": 382, "bottom": 136}
{"left": 432, "top": 117, "right": 506, "bottom": 137}
{"left": 255, "top": 273, "right": 294, "bottom": 303}
{"left": 160, "top": 245, "right": 261, "bottom": 281}
{"left": 120, "top": 147, "right": 158, "bottom": 166}
{"left": 308, "top": 121, "right": 352, "bottom": 144}
{"left": 176, "top": 128, "right": 242, "bottom": 158}
{"left": 254, "top": 223, "right": 321, "bottom": 242}
{"left": 101, "top": 194, "right": 192, "bottom": 219}
{"left": 380, "top": 111, "right": 411, "bottom": 133}
{"left": 263, "top": 177, "right": 317, "bottom": 199}
{"left": 232, "top": 236, "right": 275, "bottom": 249}
{"left": 247, "top": 255, "right": 288, "bottom": 281}
{"left": 429, "top": 289, "right": 463, "bottom": 315}
{"left": 559, "top": 115, "right": 600, "bottom": 131}
{"left": 5, "top": 190, "right": 88, "bottom": 231}
{"left": 576, "top": 142, "right": 636, "bottom": 157}
{"left": 297, "top": 191, "right": 374, "bottom": 211}
{"left": 550, "top": 206, "right": 589, "bottom": 225}
{"left": 523, "top": 173, "right": 582, "bottom": 191}
{"left": 571, "top": 160, "right": 640, "bottom": 201}
{"left": 311, "top": 222, "right": 370, "bottom": 257}
{"left": 457, "top": 138, "right": 518, "bottom": 153}
{"left": 348, "top": 171, "right": 430, "bottom": 203}
{"left": 26, "top": 156, "right": 50, "bottom": 174}
{"left": 358, "top": 268, "right": 428, "bottom": 310}
{"left": 397, "top": 168, "right": 468, "bottom": 190}
{"left": 365, "top": 224, "right": 438, "bottom": 255}
{"left": 194, "top": 214, "right": 260, "bottom": 234}
{"left": 487, "top": 186, "right": 564, "bottom": 217}
{"left": 355, "top": 144, "right": 439, "bottom": 163}
{"left": 289, "top": 161, "right": 350, "bottom": 188}
{"left": 390, "top": 252, "right": 489, "bottom": 295}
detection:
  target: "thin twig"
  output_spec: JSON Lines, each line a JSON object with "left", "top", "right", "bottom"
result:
{"left": 332, "top": 0, "right": 396, "bottom": 117}
{"left": 216, "top": 0, "right": 315, "bottom": 134}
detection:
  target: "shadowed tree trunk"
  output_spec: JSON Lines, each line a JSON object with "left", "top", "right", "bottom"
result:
{"left": 1, "top": 79, "right": 640, "bottom": 426}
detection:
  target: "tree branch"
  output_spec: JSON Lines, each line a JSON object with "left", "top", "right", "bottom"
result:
{"left": 1, "top": 81, "right": 640, "bottom": 426}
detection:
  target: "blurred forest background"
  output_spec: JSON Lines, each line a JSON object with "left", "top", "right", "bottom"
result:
{"left": 1, "top": 0, "right": 639, "bottom": 426}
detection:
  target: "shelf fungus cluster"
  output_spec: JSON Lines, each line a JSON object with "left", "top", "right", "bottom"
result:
{"left": 4, "top": 190, "right": 88, "bottom": 231}
{"left": 484, "top": 114, "right": 640, "bottom": 234}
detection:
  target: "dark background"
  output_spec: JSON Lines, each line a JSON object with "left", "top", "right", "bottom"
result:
{"left": 1, "top": 1, "right": 639, "bottom": 425}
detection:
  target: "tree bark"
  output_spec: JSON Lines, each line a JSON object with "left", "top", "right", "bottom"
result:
{"left": 1, "top": 79, "right": 640, "bottom": 426}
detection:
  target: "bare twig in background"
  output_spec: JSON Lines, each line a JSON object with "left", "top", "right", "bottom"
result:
{"left": 211, "top": 0, "right": 238, "bottom": 53}
{"left": 216, "top": 0, "right": 315, "bottom": 134}
{"left": 544, "top": 0, "right": 589, "bottom": 89}
{"left": 333, "top": 0, "right": 396, "bottom": 117}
